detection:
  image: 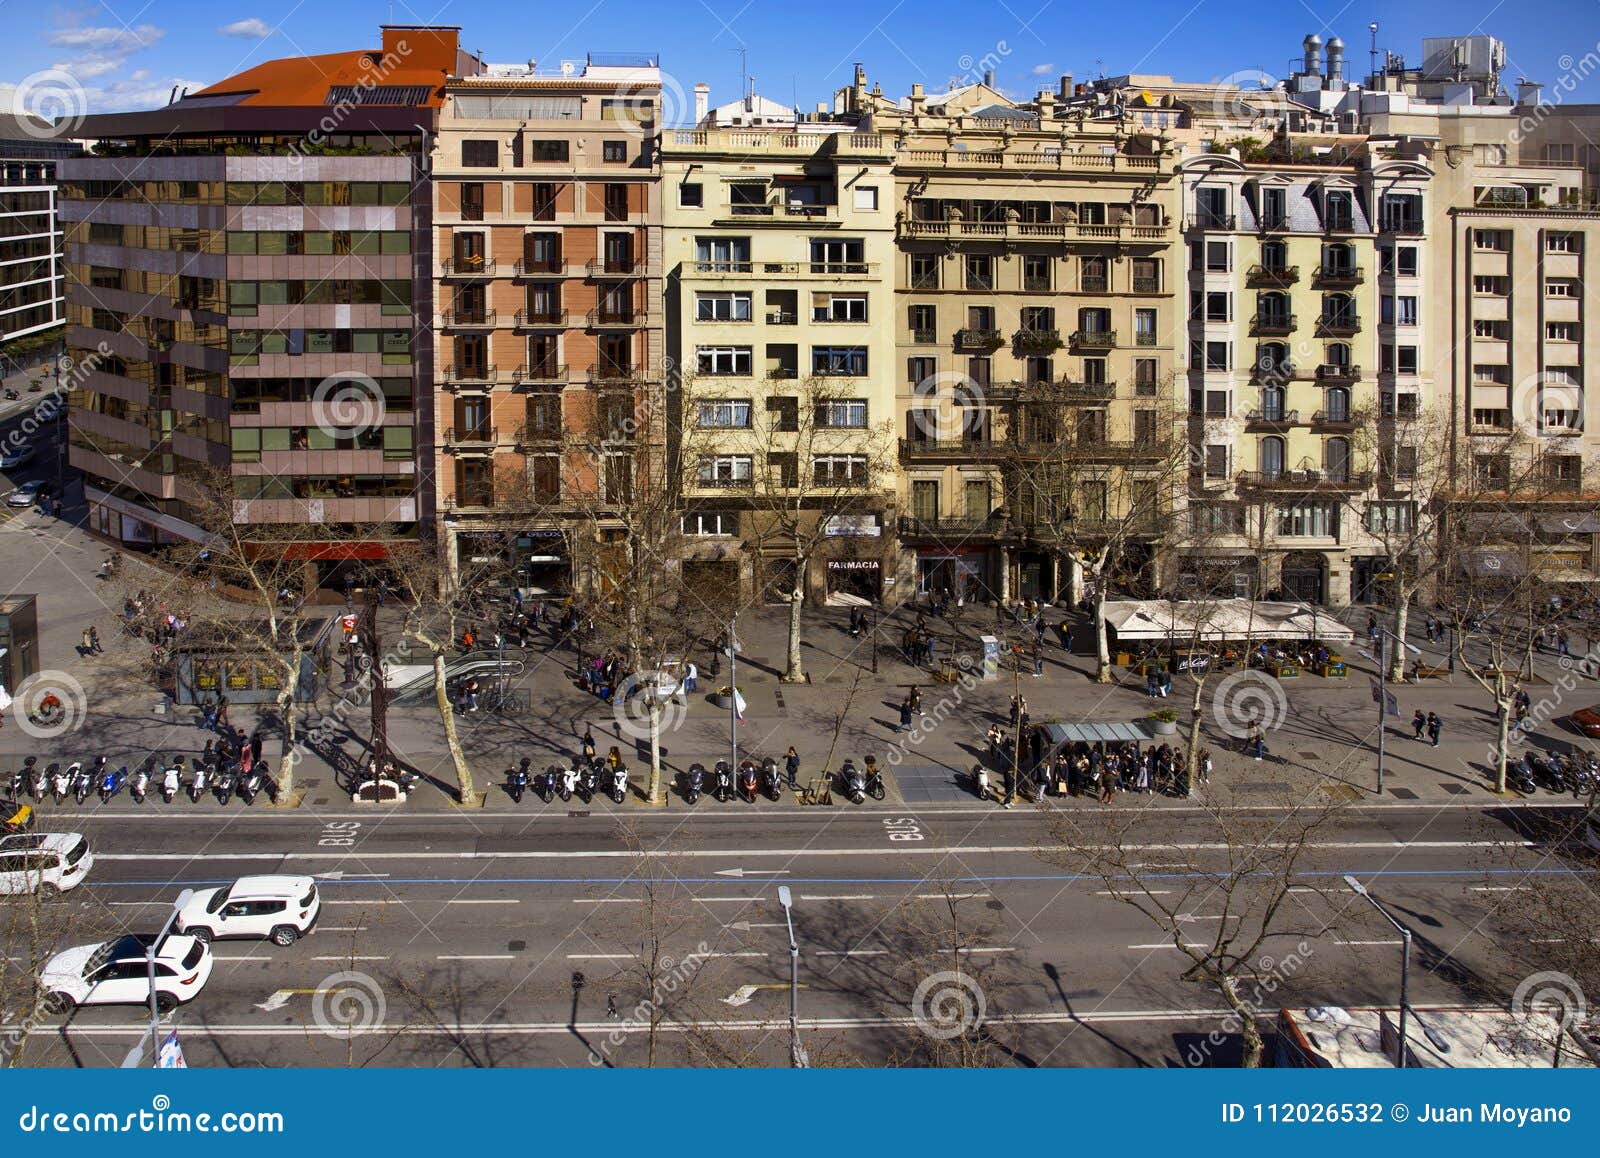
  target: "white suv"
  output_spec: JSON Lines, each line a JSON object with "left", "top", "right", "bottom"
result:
{"left": 175, "top": 875, "right": 320, "bottom": 947}
{"left": 40, "top": 933, "right": 212, "bottom": 1013}
{"left": 0, "top": 833, "right": 92, "bottom": 895}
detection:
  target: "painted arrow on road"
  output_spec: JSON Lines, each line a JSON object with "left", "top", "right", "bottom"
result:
{"left": 255, "top": 988, "right": 332, "bottom": 1012}
{"left": 314, "top": 871, "right": 392, "bottom": 881}
{"left": 722, "top": 983, "right": 807, "bottom": 1007}
{"left": 724, "top": 922, "right": 786, "bottom": 931}
{"left": 714, "top": 868, "right": 791, "bottom": 878}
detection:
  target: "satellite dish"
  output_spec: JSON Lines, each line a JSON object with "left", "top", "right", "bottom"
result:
{"left": 560, "top": 61, "right": 576, "bottom": 77}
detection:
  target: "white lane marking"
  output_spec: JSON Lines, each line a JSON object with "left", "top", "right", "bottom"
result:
{"left": 698, "top": 951, "right": 768, "bottom": 959}
{"left": 317, "top": 926, "right": 368, "bottom": 932}
{"left": 212, "top": 954, "right": 272, "bottom": 962}
{"left": 799, "top": 894, "right": 875, "bottom": 901}
{"left": 438, "top": 954, "right": 515, "bottom": 961}
{"left": 106, "top": 900, "right": 168, "bottom": 907}
{"left": 940, "top": 946, "right": 1015, "bottom": 954}
{"left": 692, "top": 897, "right": 764, "bottom": 903}
{"left": 1469, "top": 886, "right": 1525, "bottom": 892}
{"left": 1096, "top": 889, "right": 1172, "bottom": 896}
{"left": 92, "top": 838, "right": 1535, "bottom": 863}
{"left": 1176, "top": 915, "right": 1238, "bottom": 922}
{"left": 1128, "top": 943, "right": 1208, "bottom": 951}
{"left": 917, "top": 893, "right": 987, "bottom": 901}
{"left": 814, "top": 949, "right": 887, "bottom": 957}
{"left": 1335, "top": 940, "right": 1404, "bottom": 947}
{"left": 324, "top": 899, "right": 394, "bottom": 906}
{"left": 312, "top": 955, "right": 388, "bottom": 962}
{"left": 444, "top": 898, "right": 520, "bottom": 905}
{"left": 566, "top": 953, "right": 633, "bottom": 960}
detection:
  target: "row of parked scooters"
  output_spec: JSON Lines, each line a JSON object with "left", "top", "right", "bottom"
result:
{"left": 1510, "top": 748, "right": 1599, "bottom": 798}
{"left": 7, "top": 746, "right": 279, "bottom": 806}
{"left": 503, "top": 755, "right": 889, "bottom": 806}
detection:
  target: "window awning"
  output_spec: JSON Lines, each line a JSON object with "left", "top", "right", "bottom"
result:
{"left": 1036, "top": 721, "right": 1156, "bottom": 745}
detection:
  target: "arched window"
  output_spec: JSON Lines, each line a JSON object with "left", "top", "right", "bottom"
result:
{"left": 1325, "top": 436, "right": 1350, "bottom": 481}
{"left": 1259, "top": 292, "right": 1290, "bottom": 326}
{"left": 1262, "top": 241, "right": 1288, "bottom": 271}
{"left": 1257, "top": 342, "right": 1289, "bottom": 375}
{"left": 1261, "top": 385, "right": 1286, "bottom": 421}
{"left": 1260, "top": 435, "right": 1285, "bottom": 479}
{"left": 1325, "top": 388, "right": 1350, "bottom": 422}
{"left": 1325, "top": 341, "right": 1351, "bottom": 368}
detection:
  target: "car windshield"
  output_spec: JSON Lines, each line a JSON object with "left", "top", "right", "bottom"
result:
{"left": 64, "top": 838, "right": 87, "bottom": 867}
{"left": 299, "top": 884, "right": 316, "bottom": 908}
{"left": 181, "top": 941, "right": 205, "bottom": 971}
{"left": 205, "top": 886, "right": 232, "bottom": 915}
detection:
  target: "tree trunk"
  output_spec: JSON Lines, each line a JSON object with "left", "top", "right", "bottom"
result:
{"left": 647, "top": 695, "right": 663, "bottom": 804}
{"left": 1220, "top": 976, "right": 1265, "bottom": 1068}
{"left": 1389, "top": 596, "right": 1410, "bottom": 683}
{"left": 1493, "top": 697, "right": 1511, "bottom": 795}
{"left": 1093, "top": 583, "right": 1113, "bottom": 684}
{"left": 1183, "top": 679, "right": 1205, "bottom": 795}
{"left": 783, "top": 585, "right": 805, "bottom": 683}
{"left": 433, "top": 652, "right": 478, "bottom": 805}
{"left": 276, "top": 685, "right": 297, "bottom": 795}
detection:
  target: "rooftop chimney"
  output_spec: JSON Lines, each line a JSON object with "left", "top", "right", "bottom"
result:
{"left": 1326, "top": 37, "right": 1345, "bottom": 85}
{"left": 1303, "top": 33, "right": 1323, "bottom": 77}
{"left": 1059, "top": 72, "right": 1073, "bottom": 101}
{"left": 983, "top": 68, "right": 994, "bottom": 87}
{"left": 909, "top": 82, "right": 926, "bottom": 115}
{"left": 694, "top": 83, "right": 710, "bottom": 125}
{"left": 1517, "top": 79, "right": 1544, "bottom": 106}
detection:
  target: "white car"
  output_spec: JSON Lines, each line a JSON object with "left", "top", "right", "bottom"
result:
{"left": 40, "top": 932, "right": 212, "bottom": 1013}
{"left": 4, "top": 480, "right": 46, "bottom": 508}
{"left": 0, "top": 444, "right": 36, "bottom": 470}
{"left": 174, "top": 875, "right": 320, "bottom": 946}
{"left": 0, "top": 832, "right": 93, "bottom": 895}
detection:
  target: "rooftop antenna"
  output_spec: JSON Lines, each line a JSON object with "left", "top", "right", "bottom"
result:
{"left": 1368, "top": 22, "right": 1380, "bottom": 85}
{"left": 732, "top": 47, "right": 748, "bottom": 114}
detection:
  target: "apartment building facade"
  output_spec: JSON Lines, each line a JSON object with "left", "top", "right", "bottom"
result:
{"left": 58, "top": 25, "right": 457, "bottom": 576}
{"left": 431, "top": 58, "right": 664, "bottom": 594}
{"left": 864, "top": 77, "right": 1183, "bottom": 605}
{"left": 661, "top": 124, "right": 898, "bottom": 606}
{"left": 0, "top": 116, "right": 80, "bottom": 347}
{"left": 1177, "top": 145, "right": 1430, "bottom": 606}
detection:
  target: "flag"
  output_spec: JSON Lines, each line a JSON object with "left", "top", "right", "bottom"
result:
{"left": 157, "top": 1029, "right": 186, "bottom": 1068}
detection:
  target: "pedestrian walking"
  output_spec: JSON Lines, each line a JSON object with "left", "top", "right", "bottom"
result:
{"left": 1426, "top": 711, "right": 1442, "bottom": 748}
{"left": 1198, "top": 748, "right": 1213, "bottom": 786}
{"left": 685, "top": 661, "right": 698, "bottom": 693}
{"left": 215, "top": 694, "right": 230, "bottom": 731}
{"left": 250, "top": 731, "right": 263, "bottom": 765}
{"left": 1032, "top": 643, "right": 1044, "bottom": 678}
{"left": 1411, "top": 709, "right": 1426, "bottom": 740}
{"left": 898, "top": 698, "right": 913, "bottom": 733}
{"left": 199, "top": 696, "right": 216, "bottom": 732}
{"left": 1367, "top": 613, "right": 1378, "bottom": 642}
{"left": 1558, "top": 629, "right": 1571, "bottom": 658}
{"left": 784, "top": 746, "right": 801, "bottom": 790}
{"left": 1248, "top": 724, "right": 1266, "bottom": 761}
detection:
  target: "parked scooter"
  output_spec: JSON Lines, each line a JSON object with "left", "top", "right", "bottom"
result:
{"left": 862, "top": 756, "right": 887, "bottom": 801}
{"left": 506, "top": 757, "right": 531, "bottom": 804}
{"left": 97, "top": 758, "right": 126, "bottom": 802}
{"left": 25, "top": 757, "right": 44, "bottom": 803}
{"left": 712, "top": 760, "right": 733, "bottom": 803}
{"left": 537, "top": 765, "right": 559, "bottom": 804}
{"left": 557, "top": 763, "right": 578, "bottom": 803}
{"left": 761, "top": 757, "right": 782, "bottom": 801}
{"left": 576, "top": 760, "right": 598, "bottom": 804}
{"left": 48, "top": 762, "right": 69, "bottom": 805}
{"left": 682, "top": 762, "right": 706, "bottom": 806}
{"left": 608, "top": 760, "right": 628, "bottom": 805}
{"left": 129, "top": 762, "right": 149, "bottom": 804}
{"left": 161, "top": 756, "right": 184, "bottom": 803}
{"left": 737, "top": 759, "right": 758, "bottom": 803}
{"left": 188, "top": 758, "right": 211, "bottom": 803}
{"left": 839, "top": 758, "right": 867, "bottom": 805}
{"left": 1507, "top": 755, "right": 1539, "bottom": 796}
{"left": 70, "top": 760, "right": 93, "bottom": 805}
{"left": 214, "top": 761, "right": 237, "bottom": 806}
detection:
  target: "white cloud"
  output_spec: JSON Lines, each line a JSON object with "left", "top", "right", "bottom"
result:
{"left": 59, "top": 58, "right": 121, "bottom": 79}
{"left": 45, "top": 24, "right": 165, "bottom": 56}
{"left": 90, "top": 75, "right": 212, "bottom": 113}
{"left": 1031, "top": 63, "right": 1054, "bottom": 76}
{"left": 219, "top": 18, "right": 275, "bottom": 39}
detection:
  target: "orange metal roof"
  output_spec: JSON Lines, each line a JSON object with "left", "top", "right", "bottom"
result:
{"left": 191, "top": 26, "right": 457, "bottom": 109}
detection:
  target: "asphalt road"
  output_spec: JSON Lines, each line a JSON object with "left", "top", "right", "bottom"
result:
{"left": 10, "top": 801, "right": 1590, "bottom": 1068}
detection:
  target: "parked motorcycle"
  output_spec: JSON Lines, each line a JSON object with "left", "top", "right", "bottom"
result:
{"left": 188, "top": 758, "right": 211, "bottom": 803}
{"left": 608, "top": 761, "right": 628, "bottom": 805}
{"left": 682, "top": 762, "right": 706, "bottom": 806}
{"left": 712, "top": 760, "right": 733, "bottom": 803}
{"left": 97, "top": 758, "right": 126, "bottom": 802}
{"left": 863, "top": 757, "right": 887, "bottom": 802}
{"left": 839, "top": 758, "right": 867, "bottom": 805}
{"left": 1507, "top": 756, "right": 1539, "bottom": 796}
{"left": 557, "top": 763, "right": 577, "bottom": 803}
{"left": 214, "top": 761, "right": 237, "bottom": 806}
{"left": 129, "top": 763, "right": 149, "bottom": 804}
{"left": 161, "top": 757, "right": 184, "bottom": 804}
{"left": 48, "top": 762, "right": 69, "bottom": 805}
{"left": 537, "top": 765, "right": 559, "bottom": 804}
{"left": 506, "top": 757, "right": 531, "bottom": 804}
{"left": 25, "top": 757, "right": 44, "bottom": 803}
{"left": 70, "top": 760, "right": 93, "bottom": 805}
{"left": 737, "top": 759, "right": 758, "bottom": 803}
{"left": 576, "top": 760, "right": 597, "bottom": 804}
{"left": 761, "top": 757, "right": 782, "bottom": 801}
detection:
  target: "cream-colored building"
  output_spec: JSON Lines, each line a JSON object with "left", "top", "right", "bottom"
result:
{"left": 660, "top": 122, "right": 898, "bottom": 605}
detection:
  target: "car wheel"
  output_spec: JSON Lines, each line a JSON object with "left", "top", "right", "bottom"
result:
{"left": 188, "top": 926, "right": 213, "bottom": 945}
{"left": 42, "top": 991, "right": 74, "bottom": 1014}
{"left": 270, "top": 925, "right": 298, "bottom": 947}
{"left": 154, "top": 992, "right": 178, "bottom": 1014}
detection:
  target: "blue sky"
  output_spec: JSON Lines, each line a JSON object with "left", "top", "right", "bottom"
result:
{"left": 3, "top": 0, "right": 1599, "bottom": 120}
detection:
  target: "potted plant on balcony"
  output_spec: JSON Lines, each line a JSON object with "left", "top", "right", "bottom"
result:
{"left": 1016, "top": 330, "right": 1064, "bottom": 354}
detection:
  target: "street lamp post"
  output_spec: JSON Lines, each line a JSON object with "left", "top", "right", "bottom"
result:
{"left": 1343, "top": 875, "right": 1412, "bottom": 1068}
{"left": 122, "top": 887, "right": 194, "bottom": 1069}
{"left": 727, "top": 615, "right": 738, "bottom": 773}
{"left": 777, "top": 885, "right": 808, "bottom": 1067}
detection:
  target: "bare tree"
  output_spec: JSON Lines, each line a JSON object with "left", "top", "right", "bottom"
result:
{"left": 1038, "top": 792, "right": 1343, "bottom": 1066}
{"left": 0, "top": 885, "right": 81, "bottom": 1066}
{"left": 682, "top": 374, "right": 894, "bottom": 683}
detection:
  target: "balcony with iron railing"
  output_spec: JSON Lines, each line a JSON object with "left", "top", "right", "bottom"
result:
{"left": 895, "top": 218, "right": 1169, "bottom": 244}
{"left": 1322, "top": 216, "right": 1359, "bottom": 235}
{"left": 584, "top": 366, "right": 640, "bottom": 385}
{"left": 514, "top": 259, "right": 567, "bottom": 278}
{"left": 898, "top": 515, "right": 1005, "bottom": 539}
{"left": 1315, "top": 362, "right": 1360, "bottom": 382}
{"left": 1381, "top": 217, "right": 1425, "bottom": 236}
{"left": 1079, "top": 276, "right": 1110, "bottom": 294}
{"left": 1187, "top": 213, "right": 1235, "bottom": 231}
{"left": 1015, "top": 328, "right": 1063, "bottom": 353}
{"left": 447, "top": 490, "right": 496, "bottom": 511}
{"left": 1311, "top": 410, "right": 1355, "bottom": 428}
{"left": 911, "top": 327, "right": 937, "bottom": 343}
{"left": 954, "top": 328, "right": 1005, "bottom": 351}
{"left": 441, "top": 309, "right": 497, "bottom": 330}
{"left": 1134, "top": 331, "right": 1159, "bottom": 347}
{"left": 514, "top": 423, "right": 562, "bottom": 448}
{"left": 1236, "top": 468, "right": 1372, "bottom": 490}
{"left": 586, "top": 309, "right": 641, "bottom": 329}
{"left": 441, "top": 256, "right": 497, "bottom": 277}
{"left": 1022, "top": 276, "right": 1052, "bottom": 292}
{"left": 1132, "top": 276, "right": 1162, "bottom": 294}
{"left": 1315, "top": 314, "right": 1361, "bottom": 337}
{"left": 513, "top": 362, "right": 568, "bottom": 386}
{"left": 767, "top": 310, "right": 797, "bottom": 325}
{"left": 899, "top": 437, "right": 999, "bottom": 460}
{"left": 694, "top": 475, "right": 755, "bottom": 490}
{"left": 1251, "top": 360, "right": 1299, "bottom": 383}
{"left": 440, "top": 364, "right": 497, "bottom": 385}
{"left": 1312, "top": 265, "right": 1365, "bottom": 288}
{"left": 1069, "top": 328, "right": 1117, "bottom": 349}
{"left": 444, "top": 426, "right": 499, "bottom": 449}
{"left": 515, "top": 309, "right": 567, "bottom": 329}
{"left": 1249, "top": 313, "right": 1295, "bottom": 336}
{"left": 587, "top": 259, "right": 642, "bottom": 278}
{"left": 1244, "top": 408, "right": 1299, "bottom": 429}
{"left": 1245, "top": 263, "right": 1299, "bottom": 286}
{"left": 1256, "top": 213, "right": 1290, "bottom": 232}
{"left": 1060, "top": 378, "right": 1117, "bottom": 400}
